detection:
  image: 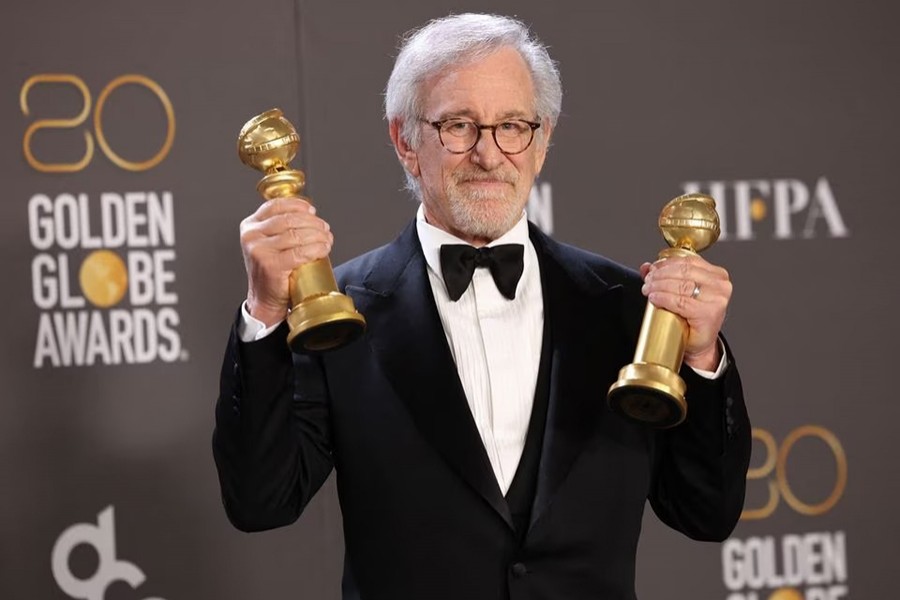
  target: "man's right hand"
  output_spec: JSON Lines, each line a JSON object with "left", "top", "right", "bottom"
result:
{"left": 240, "top": 197, "right": 334, "bottom": 327}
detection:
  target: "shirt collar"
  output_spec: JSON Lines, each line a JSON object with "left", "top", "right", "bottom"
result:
{"left": 415, "top": 204, "right": 529, "bottom": 280}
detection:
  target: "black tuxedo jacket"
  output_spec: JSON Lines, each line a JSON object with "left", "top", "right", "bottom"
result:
{"left": 213, "top": 221, "right": 751, "bottom": 600}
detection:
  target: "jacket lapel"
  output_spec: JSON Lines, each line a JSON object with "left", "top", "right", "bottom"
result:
{"left": 528, "top": 226, "right": 629, "bottom": 528}
{"left": 347, "top": 221, "right": 513, "bottom": 529}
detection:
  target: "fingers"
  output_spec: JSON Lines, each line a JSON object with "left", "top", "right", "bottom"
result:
{"left": 639, "top": 262, "right": 652, "bottom": 279}
{"left": 639, "top": 254, "right": 732, "bottom": 358}
{"left": 642, "top": 256, "right": 731, "bottom": 306}
{"left": 647, "top": 254, "right": 729, "bottom": 284}
{"left": 253, "top": 196, "right": 317, "bottom": 219}
{"left": 245, "top": 219, "right": 333, "bottom": 252}
{"left": 241, "top": 196, "right": 333, "bottom": 253}
{"left": 250, "top": 210, "right": 330, "bottom": 239}
{"left": 276, "top": 238, "right": 334, "bottom": 269}
{"left": 642, "top": 276, "right": 721, "bottom": 308}
{"left": 243, "top": 197, "right": 328, "bottom": 235}
{"left": 239, "top": 197, "right": 336, "bottom": 324}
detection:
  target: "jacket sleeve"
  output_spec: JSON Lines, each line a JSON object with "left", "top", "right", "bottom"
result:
{"left": 647, "top": 339, "right": 752, "bottom": 541}
{"left": 212, "top": 311, "right": 335, "bottom": 532}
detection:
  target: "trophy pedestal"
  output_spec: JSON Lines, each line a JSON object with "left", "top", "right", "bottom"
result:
{"left": 287, "top": 292, "right": 366, "bottom": 353}
{"left": 607, "top": 363, "right": 686, "bottom": 428}
{"left": 284, "top": 255, "right": 365, "bottom": 353}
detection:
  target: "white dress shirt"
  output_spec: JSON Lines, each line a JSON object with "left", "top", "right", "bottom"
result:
{"left": 239, "top": 206, "right": 726, "bottom": 494}
{"left": 416, "top": 207, "right": 542, "bottom": 494}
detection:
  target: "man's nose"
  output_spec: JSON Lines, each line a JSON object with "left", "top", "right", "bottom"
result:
{"left": 470, "top": 128, "right": 505, "bottom": 169}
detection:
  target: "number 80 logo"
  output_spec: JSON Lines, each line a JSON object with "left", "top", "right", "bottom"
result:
{"left": 742, "top": 425, "right": 848, "bottom": 520}
{"left": 20, "top": 73, "right": 175, "bottom": 173}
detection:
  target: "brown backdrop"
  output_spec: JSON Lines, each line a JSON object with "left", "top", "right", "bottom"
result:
{"left": 2, "top": 1, "right": 897, "bottom": 598}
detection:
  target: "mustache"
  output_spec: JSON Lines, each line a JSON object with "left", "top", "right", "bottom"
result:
{"left": 454, "top": 170, "right": 518, "bottom": 184}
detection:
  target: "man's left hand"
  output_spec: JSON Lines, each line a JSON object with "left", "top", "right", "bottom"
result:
{"left": 639, "top": 256, "right": 732, "bottom": 371}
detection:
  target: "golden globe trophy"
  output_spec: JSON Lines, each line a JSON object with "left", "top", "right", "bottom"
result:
{"left": 237, "top": 108, "right": 366, "bottom": 353}
{"left": 607, "top": 193, "right": 720, "bottom": 428}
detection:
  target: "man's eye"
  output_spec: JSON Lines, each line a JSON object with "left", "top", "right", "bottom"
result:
{"left": 444, "top": 121, "right": 473, "bottom": 134}
{"left": 499, "top": 121, "right": 527, "bottom": 133}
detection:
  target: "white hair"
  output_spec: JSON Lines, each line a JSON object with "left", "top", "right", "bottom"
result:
{"left": 384, "top": 13, "right": 563, "bottom": 198}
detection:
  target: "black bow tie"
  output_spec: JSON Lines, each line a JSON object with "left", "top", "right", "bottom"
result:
{"left": 439, "top": 244, "right": 525, "bottom": 301}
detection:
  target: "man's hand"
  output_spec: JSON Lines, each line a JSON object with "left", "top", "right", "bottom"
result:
{"left": 639, "top": 255, "right": 732, "bottom": 371}
{"left": 240, "top": 197, "right": 334, "bottom": 327}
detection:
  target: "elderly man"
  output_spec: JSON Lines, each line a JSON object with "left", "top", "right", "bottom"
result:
{"left": 214, "top": 13, "right": 750, "bottom": 600}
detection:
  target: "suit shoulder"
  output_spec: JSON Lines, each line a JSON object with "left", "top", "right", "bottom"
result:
{"left": 332, "top": 219, "right": 420, "bottom": 291}
{"left": 542, "top": 235, "right": 642, "bottom": 289}
{"left": 333, "top": 243, "right": 392, "bottom": 288}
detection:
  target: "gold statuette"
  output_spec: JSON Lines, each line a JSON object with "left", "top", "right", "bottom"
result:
{"left": 237, "top": 108, "right": 366, "bottom": 353}
{"left": 607, "top": 193, "right": 720, "bottom": 428}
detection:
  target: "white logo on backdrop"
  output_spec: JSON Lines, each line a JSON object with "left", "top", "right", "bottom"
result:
{"left": 682, "top": 177, "right": 848, "bottom": 241}
{"left": 723, "top": 426, "right": 850, "bottom": 599}
{"left": 722, "top": 532, "right": 848, "bottom": 600}
{"left": 51, "top": 506, "right": 166, "bottom": 600}
{"left": 28, "top": 191, "right": 185, "bottom": 368}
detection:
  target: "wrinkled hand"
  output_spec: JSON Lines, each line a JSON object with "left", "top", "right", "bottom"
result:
{"left": 640, "top": 255, "right": 732, "bottom": 371}
{"left": 240, "top": 197, "right": 333, "bottom": 327}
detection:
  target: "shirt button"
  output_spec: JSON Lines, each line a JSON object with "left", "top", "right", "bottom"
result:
{"left": 511, "top": 562, "right": 528, "bottom": 578}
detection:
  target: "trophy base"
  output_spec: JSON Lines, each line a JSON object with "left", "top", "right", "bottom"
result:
{"left": 607, "top": 363, "right": 687, "bottom": 428}
{"left": 286, "top": 292, "right": 366, "bottom": 354}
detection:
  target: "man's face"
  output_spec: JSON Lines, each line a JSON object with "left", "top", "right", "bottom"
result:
{"left": 394, "top": 47, "right": 551, "bottom": 245}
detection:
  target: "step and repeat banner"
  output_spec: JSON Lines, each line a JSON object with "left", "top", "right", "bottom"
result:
{"left": 2, "top": 1, "right": 897, "bottom": 598}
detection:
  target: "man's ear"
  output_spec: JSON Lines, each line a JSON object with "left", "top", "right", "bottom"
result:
{"left": 389, "top": 119, "right": 420, "bottom": 177}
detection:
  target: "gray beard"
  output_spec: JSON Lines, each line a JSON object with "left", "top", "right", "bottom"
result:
{"left": 444, "top": 172, "right": 525, "bottom": 241}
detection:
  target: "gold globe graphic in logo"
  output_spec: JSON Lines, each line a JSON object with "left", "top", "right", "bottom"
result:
{"left": 751, "top": 197, "right": 768, "bottom": 221}
{"left": 79, "top": 250, "right": 128, "bottom": 308}
{"left": 769, "top": 588, "right": 804, "bottom": 600}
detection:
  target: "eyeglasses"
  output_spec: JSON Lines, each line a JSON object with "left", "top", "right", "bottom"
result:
{"left": 424, "top": 118, "right": 541, "bottom": 155}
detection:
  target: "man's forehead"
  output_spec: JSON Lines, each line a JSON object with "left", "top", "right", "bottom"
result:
{"left": 434, "top": 108, "right": 535, "bottom": 121}
{"left": 420, "top": 48, "right": 537, "bottom": 120}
